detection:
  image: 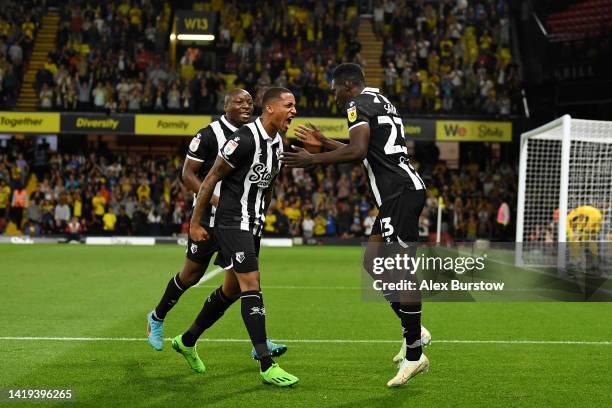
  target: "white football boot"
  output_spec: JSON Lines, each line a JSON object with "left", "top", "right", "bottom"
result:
{"left": 387, "top": 353, "right": 429, "bottom": 387}
{"left": 392, "top": 326, "right": 431, "bottom": 363}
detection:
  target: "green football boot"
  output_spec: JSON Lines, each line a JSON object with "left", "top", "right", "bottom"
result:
{"left": 260, "top": 363, "right": 299, "bottom": 387}
{"left": 171, "top": 335, "right": 205, "bottom": 374}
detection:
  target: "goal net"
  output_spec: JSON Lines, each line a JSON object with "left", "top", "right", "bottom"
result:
{"left": 516, "top": 115, "right": 612, "bottom": 269}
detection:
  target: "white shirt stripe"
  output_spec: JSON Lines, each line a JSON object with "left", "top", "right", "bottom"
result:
{"left": 399, "top": 162, "right": 425, "bottom": 191}
{"left": 240, "top": 123, "right": 260, "bottom": 231}
{"left": 220, "top": 115, "right": 238, "bottom": 132}
{"left": 209, "top": 120, "right": 228, "bottom": 227}
{"left": 363, "top": 158, "right": 382, "bottom": 207}
{"left": 185, "top": 154, "right": 204, "bottom": 162}
{"left": 348, "top": 121, "right": 368, "bottom": 132}
{"left": 210, "top": 121, "right": 226, "bottom": 150}
{"left": 253, "top": 133, "right": 276, "bottom": 234}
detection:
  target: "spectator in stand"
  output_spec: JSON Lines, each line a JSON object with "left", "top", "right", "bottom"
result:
{"left": 10, "top": 183, "right": 27, "bottom": 228}
{"left": 0, "top": 179, "right": 10, "bottom": 221}
{"left": 313, "top": 213, "right": 327, "bottom": 238}
{"left": 37, "top": 0, "right": 360, "bottom": 116}
{"left": 1, "top": 132, "right": 515, "bottom": 242}
{"left": 373, "top": 1, "right": 385, "bottom": 39}
{"left": 363, "top": 209, "right": 377, "bottom": 237}
{"left": 67, "top": 216, "right": 82, "bottom": 242}
{"left": 0, "top": 1, "right": 43, "bottom": 108}
{"left": 285, "top": 198, "right": 302, "bottom": 236}
{"left": 26, "top": 198, "right": 42, "bottom": 230}
{"left": 380, "top": 0, "right": 519, "bottom": 115}
{"left": 76, "top": 75, "right": 93, "bottom": 110}
{"left": 91, "top": 189, "right": 106, "bottom": 222}
{"left": 350, "top": 207, "right": 362, "bottom": 236}
{"left": 302, "top": 212, "right": 315, "bottom": 240}
{"left": 54, "top": 195, "right": 71, "bottom": 232}
{"left": 147, "top": 207, "right": 161, "bottom": 236}
{"left": 92, "top": 81, "right": 107, "bottom": 111}
{"left": 39, "top": 83, "right": 54, "bottom": 109}
{"left": 103, "top": 206, "right": 117, "bottom": 235}
{"left": 24, "top": 220, "right": 39, "bottom": 236}
{"left": 116, "top": 207, "right": 132, "bottom": 235}
{"left": 137, "top": 180, "right": 151, "bottom": 203}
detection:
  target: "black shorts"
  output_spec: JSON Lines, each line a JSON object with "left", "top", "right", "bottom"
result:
{"left": 186, "top": 226, "right": 220, "bottom": 265}
{"left": 371, "top": 188, "right": 426, "bottom": 243}
{"left": 214, "top": 229, "right": 261, "bottom": 273}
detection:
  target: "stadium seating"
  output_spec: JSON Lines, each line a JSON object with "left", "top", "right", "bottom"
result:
{"left": 35, "top": 0, "right": 359, "bottom": 115}
{"left": 375, "top": 0, "right": 520, "bottom": 116}
{"left": 0, "top": 1, "right": 44, "bottom": 109}
{"left": 0, "top": 140, "right": 514, "bottom": 242}
{"left": 546, "top": 0, "right": 612, "bottom": 41}
{"left": 28, "top": 0, "right": 520, "bottom": 116}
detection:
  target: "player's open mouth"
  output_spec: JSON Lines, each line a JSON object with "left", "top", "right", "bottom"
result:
{"left": 283, "top": 116, "right": 294, "bottom": 130}
{"left": 240, "top": 111, "right": 251, "bottom": 119}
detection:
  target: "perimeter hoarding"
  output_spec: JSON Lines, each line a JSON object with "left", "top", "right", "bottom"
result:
{"left": 0, "top": 112, "right": 60, "bottom": 133}
{"left": 134, "top": 115, "right": 212, "bottom": 136}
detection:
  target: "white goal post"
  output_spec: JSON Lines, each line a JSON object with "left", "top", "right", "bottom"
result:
{"left": 516, "top": 115, "right": 612, "bottom": 267}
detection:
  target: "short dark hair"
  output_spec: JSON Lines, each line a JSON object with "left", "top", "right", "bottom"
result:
{"left": 262, "top": 87, "right": 292, "bottom": 105}
{"left": 332, "top": 63, "right": 365, "bottom": 87}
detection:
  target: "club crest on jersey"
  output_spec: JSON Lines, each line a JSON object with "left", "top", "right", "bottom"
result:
{"left": 235, "top": 252, "right": 245, "bottom": 263}
{"left": 190, "top": 243, "right": 198, "bottom": 254}
{"left": 189, "top": 134, "right": 201, "bottom": 152}
{"left": 347, "top": 104, "right": 357, "bottom": 123}
{"left": 223, "top": 139, "right": 239, "bottom": 156}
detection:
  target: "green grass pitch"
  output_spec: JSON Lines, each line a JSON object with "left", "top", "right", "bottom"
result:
{"left": 0, "top": 244, "right": 610, "bottom": 407}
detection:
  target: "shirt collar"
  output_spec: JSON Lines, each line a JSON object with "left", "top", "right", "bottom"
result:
{"left": 361, "top": 87, "right": 380, "bottom": 94}
{"left": 220, "top": 115, "right": 238, "bottom": 132}
{"left": 256, "top": 117, "right": 281, "bottom": 142}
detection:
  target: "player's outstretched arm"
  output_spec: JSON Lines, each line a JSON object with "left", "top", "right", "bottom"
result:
{"left": 190, "top": 156, "right": 233, "bottom": 241}
{"left": 281, "top": 123, "right": 370, "bottom": 167}
{"left": 295, "top": 124, "right": 346, "bottom": 151}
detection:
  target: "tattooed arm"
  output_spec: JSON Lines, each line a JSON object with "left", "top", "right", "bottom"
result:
{"left": 189, "top": 156, "right": 233, "bottom": 241}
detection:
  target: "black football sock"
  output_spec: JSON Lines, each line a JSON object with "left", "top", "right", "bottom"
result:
{"left": 154, "top": 273, "right": 191, "bottom": 321}
{"left": 240, "top": 290, "right": 273, "bottom": 371}
{"left": 181, "top": 286, "right": 237, "bottom": 347}
{"left": 399, "top": 303, "right": 422, "bottom": 361}
{"left": 382, "top": 291, "right": 403, "bottom": 319}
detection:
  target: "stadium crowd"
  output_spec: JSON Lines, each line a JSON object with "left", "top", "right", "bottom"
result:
{"left": 0, "top": 137, "right": 516, "bottom": 242}
{"left": 36, "top": 0, "right": 173, "bottom": 112}
{"left": 35, "top": 0, "right": 360, "bottom": 115}
{"left": 30, "top": 0, "right": 520, "bottom": 116}
{"left": 375, "top": 0, "right": 519, "bottom": 115}
{"left": 0, "top": 1, "right": 44, "bottom": 108}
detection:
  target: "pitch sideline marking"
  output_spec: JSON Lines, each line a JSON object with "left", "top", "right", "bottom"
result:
{"left": 0, "top": 337, "right": 610, "bottom": 345}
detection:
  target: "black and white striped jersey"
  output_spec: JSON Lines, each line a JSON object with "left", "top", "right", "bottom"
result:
{"left": 345, "top": 87, "right": 426, "bottom": 207}
{"left": 216, "top": 117, "right": 283, "bottom": 236}
{"left": 186, "top": 115, "right": 238, "bottom": 227}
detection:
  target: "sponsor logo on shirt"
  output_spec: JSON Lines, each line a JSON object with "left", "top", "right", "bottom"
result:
{"left": 189, "top": 134, "right": 201, "bottom": 152}
{"left": 347, "top": 105, "right": 357, "bottom": 123}
{"left": 223, "top": 139, "right": 239, "bottom": 156}
{"left": 248, "top": 163, "right": 278, "bottom": 188}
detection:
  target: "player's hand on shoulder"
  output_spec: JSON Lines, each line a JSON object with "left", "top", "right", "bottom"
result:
{"left": 190, "top": 222, "right": 209, "bottom": 241}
